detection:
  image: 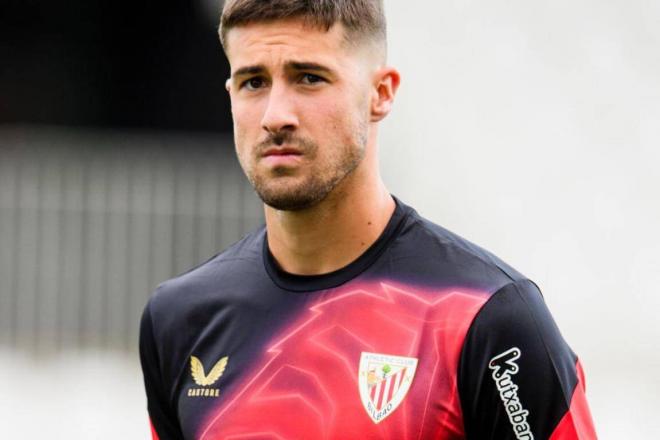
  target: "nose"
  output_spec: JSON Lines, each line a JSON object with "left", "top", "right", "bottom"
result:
{"left": 260, "top": 83, "right": 299, "bottom": 135}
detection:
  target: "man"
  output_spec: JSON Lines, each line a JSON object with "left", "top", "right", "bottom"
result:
{"left": 140, "top": 1, "right": 597, "bottom": 439}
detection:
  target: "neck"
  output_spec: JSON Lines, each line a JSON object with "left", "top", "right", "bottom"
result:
{"left": 264, "top": 148, "right": 394, "bottom": 276}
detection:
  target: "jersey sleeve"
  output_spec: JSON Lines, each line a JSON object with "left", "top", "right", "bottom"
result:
{"left": 458, "top": 279, "right": 597, "bottom": 439}
{"left": 139, "top": 301, "right": 185, "bottom": 440}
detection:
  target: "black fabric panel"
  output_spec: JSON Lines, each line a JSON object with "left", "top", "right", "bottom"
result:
{"left": 139, "top": 303, "right": 186, "bottom": 440}
{"left": 458, "top": 280, "right": 579, "bottom": 440}
{"left": 263, "top": 196, "right": 411, "bottom": 291}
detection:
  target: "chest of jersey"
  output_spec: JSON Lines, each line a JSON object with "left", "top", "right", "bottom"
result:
{"left": 176, "top": 281, "right": 488, "bottom": 439}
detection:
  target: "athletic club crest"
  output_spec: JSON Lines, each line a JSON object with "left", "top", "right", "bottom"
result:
{"left": 358, "top": 352, "right": 418, "bottom": 424}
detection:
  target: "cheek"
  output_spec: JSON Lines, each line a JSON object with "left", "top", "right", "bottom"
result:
{"left": 232, "top": 99, "right": 264, "bottom": 135}
{"left": 329, "top": 97, "right": 367, "bottom": 138}
{"left": 304, "top": 98, "right": 349, "bottom": 132}
{"left": 231, "top": 108, "right": 253, "bottom": 161}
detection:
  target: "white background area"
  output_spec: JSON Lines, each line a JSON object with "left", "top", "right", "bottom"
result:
{"left": 382, "top": 0, "right": 660, "bottom": 438}
{"left": 2, "top": 0, "right": 659, "bottom": 438}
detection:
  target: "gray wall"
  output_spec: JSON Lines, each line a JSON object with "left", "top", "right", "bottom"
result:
{"left": 0, "top": 126, "right": 263, "bottom": 353}
{"left": 382, "top": 1, "right": 660, "bottom": 438}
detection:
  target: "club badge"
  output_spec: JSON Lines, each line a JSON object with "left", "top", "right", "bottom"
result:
{"left": 358, "top": 352, "right": 418, "bottom": 424}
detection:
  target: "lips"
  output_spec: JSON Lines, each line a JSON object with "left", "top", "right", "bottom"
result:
{"left": 262, "top": 147, "right": 303, "bottom": 158}
{"left": 260, "top": 146, "right": 304, "bottom": 167}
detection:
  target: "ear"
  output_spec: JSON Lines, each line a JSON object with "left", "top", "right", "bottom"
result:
{"left": 370, "top": 67, "right": 401, "bottom": 122}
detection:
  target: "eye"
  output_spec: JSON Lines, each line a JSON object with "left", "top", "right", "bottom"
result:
{"left": 241, "top": 77, "right": 266, "bottom": 91}
{"left": 300, "top": 73, "right": 325, "bottom": 85}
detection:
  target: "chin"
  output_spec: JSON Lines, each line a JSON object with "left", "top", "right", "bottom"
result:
{"left": 261, "top": 195, "right": 319, "bottom": 212}
{"left": 256, "top": 182, "right": 327, "bottom": 212}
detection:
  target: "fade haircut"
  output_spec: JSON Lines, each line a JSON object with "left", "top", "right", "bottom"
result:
{"left": 219, "top": 0, "right": 386, "bottom": 54}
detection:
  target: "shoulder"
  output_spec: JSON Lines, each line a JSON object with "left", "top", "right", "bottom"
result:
{"left": 139, "top": 226, "right": 270, "bottom": 395}
{"left": 464, "top": 278, "right": 563, "bottom": 344}
{"left": 457, "top": 279, "right": 586, "bottom": 438}
{"left": 144, "top": 226, "right": 265, "bottom": 328}
{"left": 388, "top": 202, "right": 526, "bottom": 294}
{"left": 395, "top": 207, "right": 560, "bottom": 348}
{"left": 461, "top": 278, "right": 577, "bottom": 384}
{"left": 418, "top": 214, "right": 521, "bottom": 275}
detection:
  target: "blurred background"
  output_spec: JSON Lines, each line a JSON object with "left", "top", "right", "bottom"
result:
{"left": 1, "top": 0, "right": 658, "bottom": 438}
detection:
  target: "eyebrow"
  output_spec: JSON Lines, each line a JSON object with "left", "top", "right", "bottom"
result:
{"left": 232, "top": 65, "right": 266, "bottom": 77}
{"left": 287, "top": 62, "right": 334, "bottom": 75}
{"left": 231, "top": 61, "right": 335, "bottom": 78}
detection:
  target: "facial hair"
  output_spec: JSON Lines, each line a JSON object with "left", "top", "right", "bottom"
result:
{"left": 241, "top": 123, "right": 367, "bottom": 212}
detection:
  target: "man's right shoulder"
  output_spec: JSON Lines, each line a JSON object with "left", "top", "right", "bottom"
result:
{"left": 146, "top": 225, "right": 266, "bottom": 316}
{"left": 140, "top": 226, "right": 270, "bottom": 390}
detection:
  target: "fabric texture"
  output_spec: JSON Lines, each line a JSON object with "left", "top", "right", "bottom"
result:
{"left": 139, "top": 198, "right": 596, "bottom": 439}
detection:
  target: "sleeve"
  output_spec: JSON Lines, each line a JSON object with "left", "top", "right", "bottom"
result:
{"left": 458, "top": 279, "right": 597, "bottom": 440}
{"left": 139, "top": 301, "right": 186, "bottom": 440}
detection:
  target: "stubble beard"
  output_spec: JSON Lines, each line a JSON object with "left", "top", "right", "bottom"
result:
{"left": 241, "top": 123, "right": 368, "bottom": 212}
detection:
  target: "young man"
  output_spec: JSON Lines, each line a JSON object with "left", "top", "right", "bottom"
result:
{"left": 140, "top": 1, "right": 597, "bottom": 439}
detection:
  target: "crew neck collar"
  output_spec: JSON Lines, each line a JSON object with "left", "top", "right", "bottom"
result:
{"left": 262, "top": 196, "right": 411, "bottom": 292}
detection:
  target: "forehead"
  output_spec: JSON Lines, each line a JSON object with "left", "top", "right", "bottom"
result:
{"left": 225, "top": 19, "right": 350, "bottom": 68}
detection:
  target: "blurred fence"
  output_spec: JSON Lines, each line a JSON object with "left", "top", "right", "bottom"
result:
{"left": 0, "top": 125, "right": 262, "bottom": 353}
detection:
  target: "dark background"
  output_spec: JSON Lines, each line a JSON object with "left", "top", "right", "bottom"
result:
{"left": 0, "top": 0, "right": 233, "bottom": 132}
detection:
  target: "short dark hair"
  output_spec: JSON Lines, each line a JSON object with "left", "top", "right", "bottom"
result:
{"left": 219, "top": 0, "right": 386, "bottom": 51}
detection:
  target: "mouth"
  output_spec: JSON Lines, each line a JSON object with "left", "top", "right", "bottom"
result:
{"left": 260, "top": 146, "right": 304, "bottom": 168}
{"left": 262, "top": 147, "right": 303, "bottom": 158}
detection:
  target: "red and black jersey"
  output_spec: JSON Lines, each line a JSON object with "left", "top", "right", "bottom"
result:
{"left": 139, "top": 198, "right": 596, "bottom": 439}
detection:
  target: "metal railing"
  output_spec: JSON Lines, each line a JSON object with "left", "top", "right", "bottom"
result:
{"left": 0, "top": 126, "right": 263, "bottom": 352}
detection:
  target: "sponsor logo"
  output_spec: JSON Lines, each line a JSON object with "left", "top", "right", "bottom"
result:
{"left": 358, "top": 352, "right": 418, "bottom": 424}
{"left": 488, "top": 347, "right": 534, "bottom": 440}
{"left": 187, "top": 355, "right": 228, "bottom": 398}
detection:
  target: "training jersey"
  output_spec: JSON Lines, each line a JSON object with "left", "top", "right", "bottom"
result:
{"left": 139, "top": 198, "right": 596, "bottom": 440}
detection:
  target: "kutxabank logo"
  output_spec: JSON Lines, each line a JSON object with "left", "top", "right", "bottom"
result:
{"left": 489, "top": 347, "right": 534, "bottom": 440}
{"left": 358, "top": 352, "right": 418, "bottom": 424}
